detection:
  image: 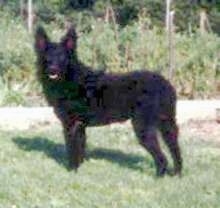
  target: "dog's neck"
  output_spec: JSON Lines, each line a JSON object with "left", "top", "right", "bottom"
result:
{"left": 67, "top": 53, "right": 94, "bottom": 84}
{"left": 66, "top": 64, "right": 82, "bottom": 83}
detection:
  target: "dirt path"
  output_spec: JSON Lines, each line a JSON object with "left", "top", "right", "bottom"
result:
{"left": 181, "top": 120, "right": 220, "bottom": 143}
{"left": 0, "top": 100, "right": 219, "bottom": 131}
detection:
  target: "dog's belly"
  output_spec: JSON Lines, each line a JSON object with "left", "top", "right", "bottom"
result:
{"left": 86, "top": 108, "right": 131, "bottom": 126}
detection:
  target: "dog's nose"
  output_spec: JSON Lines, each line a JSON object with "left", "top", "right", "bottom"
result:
{"left": 49, "top": 64, "right": 59, "bottom": 71}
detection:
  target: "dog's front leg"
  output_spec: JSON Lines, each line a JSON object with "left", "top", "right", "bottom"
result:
{"left": 63, "top": 120, "right": 86, "bottom": 170}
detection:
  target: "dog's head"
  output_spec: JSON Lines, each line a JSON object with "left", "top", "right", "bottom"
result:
{"left": 34, "top": 26, "right": 77, "bottom": 80}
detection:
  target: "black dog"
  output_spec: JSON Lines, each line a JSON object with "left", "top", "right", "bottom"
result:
{"left": 34, "top": 26, "right": 182, "bottom": 176}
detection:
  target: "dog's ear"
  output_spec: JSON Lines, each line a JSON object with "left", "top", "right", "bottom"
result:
{"left": 35, "top": 26, "right": 49, "bottom": 52}
{"left": 62, "top": 26, "right": 77, "bottom": 51}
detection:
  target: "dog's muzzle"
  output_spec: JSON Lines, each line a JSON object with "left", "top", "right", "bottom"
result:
{"left": 48, "top": 65, "right": 61, "bottom": 80}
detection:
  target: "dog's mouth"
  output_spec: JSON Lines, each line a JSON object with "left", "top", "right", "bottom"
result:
{"left": 49, "top": 73, "right": 59, "bottom": 80}
{"left": 48, "top": 65, "right": 61, "bottom": 80}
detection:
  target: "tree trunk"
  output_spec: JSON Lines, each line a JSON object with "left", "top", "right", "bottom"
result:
{"left": 20, "top": 0, "right": 24, "bottom": 17}
{"left": 166, "top": 0, "right": 171, "bottom": 31}
{"left": 27, "top": 0, "right": 33, "bottom": 33}
{"left": 168, "top": 11, "right": 175, "bottom": 81}
{"left": 200, "top": 8, "right": 211, "bottom": 34}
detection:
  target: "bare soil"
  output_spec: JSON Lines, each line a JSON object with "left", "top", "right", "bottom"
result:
{"left": 181, "top": 119, "right": 220, "bottom": 143}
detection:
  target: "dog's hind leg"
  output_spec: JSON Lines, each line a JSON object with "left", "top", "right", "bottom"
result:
{"left": 159, "top": 118, "right": 182, "bottom": 176}
{"left": 132, "top": 99, "right": 168, "bottom": 176}
{"left": 64, "top": 120, "right": 86, "bottom": 170}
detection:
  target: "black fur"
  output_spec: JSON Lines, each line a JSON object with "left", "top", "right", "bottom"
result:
{"left": 34, "top": 26, "right": 182, "bottom": 176}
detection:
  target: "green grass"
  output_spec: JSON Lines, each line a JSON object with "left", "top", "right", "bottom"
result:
{"left": 0, "top": 123, "right": 220, "bottom": 208}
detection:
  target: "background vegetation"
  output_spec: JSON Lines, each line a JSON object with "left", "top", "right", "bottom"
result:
{"left": 0, "top": 0, "right": 219, "bottom": 106}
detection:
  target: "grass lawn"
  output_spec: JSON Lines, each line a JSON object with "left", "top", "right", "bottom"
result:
{"left": 0, "top": 122, "right": 220, "bottom": 208}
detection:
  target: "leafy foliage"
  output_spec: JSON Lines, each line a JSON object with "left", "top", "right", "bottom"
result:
{"left": 0, "top": 2, "right": 219, "bottom": 105}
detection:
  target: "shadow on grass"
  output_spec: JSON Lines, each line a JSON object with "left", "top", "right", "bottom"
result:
{"left": 87, "top": 148, "right": 148, "bottom": 172}
{"left": 13, "top": 137, "right": 150, "bottom": 172}
{"left": 13, "top": 137, "right": 69, "bottom": 168}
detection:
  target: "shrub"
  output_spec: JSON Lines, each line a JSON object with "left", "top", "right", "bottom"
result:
{"left": 0, "top": 9, "right": 219, "bottom": 105}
